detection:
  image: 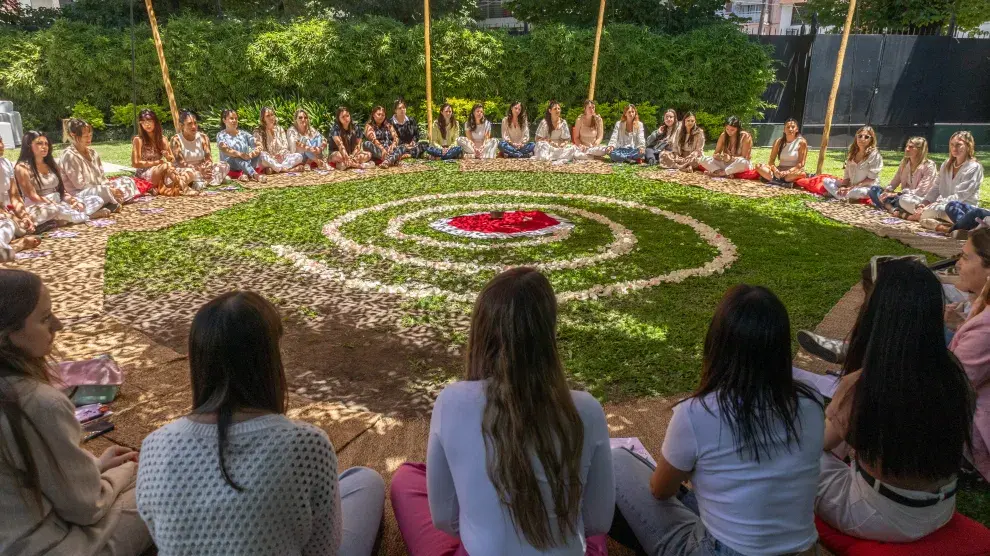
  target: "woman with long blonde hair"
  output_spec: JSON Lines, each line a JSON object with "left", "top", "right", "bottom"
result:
{"left": 908, "top": 131, "right": 984, "bottom": 229}
{"left": 823, "top": 125, "right": 883, "bottom": 201}
{"left": 868, "top": 136, "right": 937, "bottom": 216}
{"left": 390, "top": 268, "right": 614, "bottom": 555}
{"left": 572, "top": 100, "right": 608, "bottom": 160}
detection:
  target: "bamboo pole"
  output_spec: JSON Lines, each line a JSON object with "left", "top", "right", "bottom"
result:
{"left": 588, "top": 0, "right": 607, "bottom": 101}
{"left": 816, "top": 0, "right": 857, "bottom": 174}
{"left": 144, "top": 0, "right": 180, "bottom": 131}
{"left": 424, "top": 0, "right": 434, "bottom": 139}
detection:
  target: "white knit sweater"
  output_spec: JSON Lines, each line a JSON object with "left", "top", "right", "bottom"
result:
{"left": 137, "top": 414, "right": 341, "bottom": 556}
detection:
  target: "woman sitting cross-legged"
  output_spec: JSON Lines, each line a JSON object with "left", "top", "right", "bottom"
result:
{"left": 572, "top": 100, "right": 608, "bottom": 160}
{"left": 534, "top": 100, "right": 576, "bottom": 163}
{"left": 216, "top": 109, "right": 267, "bottom": 184}
{"left": 170, "top": 110, "right": 230, "bottom": 188}
{"left": 14, "top": 131, "right": 92, "bottom": 228}
{"left": 427, "top": 103, "right": 464, "bottom": 161}
{"left": 659, "top": 111, "right": 705, "bottom": 171}
{"left": 867, "top": 136, "right": 937, "bottom": 217}
{"left": 905, "top": 131, "right": 984, "bottom": 229}
{"left": 392, "top": 98, "right": 428, "bottom": 160}
{"left": 286, "top": 109, "right": 328, "bottom": 170}
{"left": 823, "top": 126, "right": 883, "bottom": 201}
{"left": 329, "top": 106, "right": 374, "bottom": 170}
{"left": 364, "top": 105, "right": 405, "bottom": 169}
{"left": 498, "top": 101, "right": 535, "bottom": 158}
{"left": 60, "top": 118, "right": 140, "bottom": 206}
{"left": 132, "top": 109, "right": 193, "bottom": 196}
{"left": 136, "top": 291, "right": 386, "bottom": 555}
{"left": 456, "top": 103, "right": 499, "bottom": 159}
{"left": 755, "top": 118, "right": 809, "bottom": 184}
{"left": 611, "top": 284, "right": 824, "bottom": 556}
{"left": 605, "top": 103, "right": 647, "bottom": 164}
{"left": 0, "top": 269, "right": 153, "bottom": 555}
{"left": 699, "top": 116, "right": 753, "bottom": 177}
{"left": 252, "top": 107, "right": 306, "bottom": 175}
{"left": 817, "top": 258, "right": 975, "bottom": 542}
{"left": 390, "top": 267, "right": 614, "bottom": 556}
{"left": 948, "top": 228, "right": 990, "bottom": 481}
{"left": 644, "top": 108, "right": 678, "bottom": 165}
{"left": 1, "top": 144, "right": 39, "bottom": 261}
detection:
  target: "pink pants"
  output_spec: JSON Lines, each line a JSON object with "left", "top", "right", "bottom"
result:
{"left": 390, "top": 462, "right": 608, "bottom": 556}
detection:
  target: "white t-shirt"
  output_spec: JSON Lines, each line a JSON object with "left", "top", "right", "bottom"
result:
{"left": 427, "top": 380, "right": 615, "bottom": 556}
{"left": 0, "top": 158, "right": 14, "bottom": 207}
{"left": 662, "top": 392, "right": 824, "bottom": 555}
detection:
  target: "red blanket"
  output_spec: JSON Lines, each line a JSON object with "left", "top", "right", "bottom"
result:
{"left": 447, "top": 211, "right": 560, "bottom": 234}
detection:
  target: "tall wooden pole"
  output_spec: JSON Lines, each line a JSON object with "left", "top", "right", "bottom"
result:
{"left": 588, "top": 0, "right": 607, "bottom": 101}
{"left": 424, "top": 0, "right": 434, "bottom": 138}
{"left": 144, "top": 0, "right": 180, "bottom": 131}
{"left": 816, "top": 0, "right": 857, "bottom": 174}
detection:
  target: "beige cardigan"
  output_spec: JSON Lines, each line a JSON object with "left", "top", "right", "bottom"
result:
{"left": 0, "top": 378, "right": 143, "bottom": 555}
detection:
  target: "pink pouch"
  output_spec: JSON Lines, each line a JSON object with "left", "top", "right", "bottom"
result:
{"left": 58, "top": 354, "right": 123, "bottom": 387}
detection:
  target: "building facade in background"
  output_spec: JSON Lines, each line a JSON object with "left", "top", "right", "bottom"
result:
{"left": 477, "top": 0, "right": 525, "bottom": 31}
{"left": 727, "top": 0, "right": 809, "bottom": 35}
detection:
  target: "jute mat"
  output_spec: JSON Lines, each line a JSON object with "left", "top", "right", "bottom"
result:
{"left": 459, "top": 159, "right": 614, "bottom": 174}
{"left": 640, "top": 170, "right": 804, "bottom": 199}
{"left": 241, "top": 163, "right": 432, "bottom": 191}
{"left": 809, "top": 201, "right": 963, "bottom": 258}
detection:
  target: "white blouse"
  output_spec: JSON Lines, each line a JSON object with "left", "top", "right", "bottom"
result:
{"left": 607, "top": 120, "right": 646, "bottom": 150}
{"left": 501, "top": 117, "right": 530, "bottom": 144}
{"left": 925, "top": 158, "right": 985, "bottom": 205}
{"left": 535, "top": 119, "right": 571, "bottom": 143}
{"left": 844, "top": 149, "right": 884, "bottom": 187}
{"left": 465, "top": 120, "right": 491, "bottom": 143}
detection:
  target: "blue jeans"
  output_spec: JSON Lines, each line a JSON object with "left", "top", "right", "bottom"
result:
{"left": 609, "top": 147, "right": 645, "bottom": 163}
{"left": 867, "top": 185, "right": 901, "bottom": 210}
{"left": 498, "top": 141, "right": 535, "bottom": 158}
{"left": 339, "top": 467, "right": 386, "bottom": 556}
{"left": 611, "top": 448, "right": 749, "bottom": 556}
{"left": 946, "top": 200, "right": 990, "bottom": 232}
{"left": 226, "top": 156, "right": 260, "bottom": 176}
{"left": 425, "top": 145, "right": 463, "bottom": 160}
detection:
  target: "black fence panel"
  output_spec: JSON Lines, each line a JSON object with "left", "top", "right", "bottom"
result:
{"left": 753, "top": 35, "right": 814, "bottom": 123}
{"left": 938, "top": 39, "right": 990, "bottom": 123}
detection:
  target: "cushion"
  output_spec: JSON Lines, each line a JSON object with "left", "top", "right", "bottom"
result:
{"left": 732, "top": 169, "right": 761, "bottom": 181}
{"left": 794, "top": 174, "right": 839, "bottom": 196}
{"left": 815, "top": 513, "right": 990, "bottom": 555}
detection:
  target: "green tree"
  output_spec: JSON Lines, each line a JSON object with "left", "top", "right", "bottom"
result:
{"left": 505, "top": 0, "right": 733, "bottom": 34}
{"left": 326, "top": 0, "right": 478, "bottom": 23}
{"left": 805, "top": 0, "right": 990, "bottom": 34}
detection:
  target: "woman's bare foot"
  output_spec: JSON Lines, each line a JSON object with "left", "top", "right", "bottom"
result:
{"left": 13, "top": 235, "right": 41, "bottom": 251}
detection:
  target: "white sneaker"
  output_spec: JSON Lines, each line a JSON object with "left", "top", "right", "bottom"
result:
{"left": 797, "top": 330, "right": 847, "bottom": 364}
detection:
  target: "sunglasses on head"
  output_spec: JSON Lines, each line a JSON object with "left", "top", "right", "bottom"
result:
{"left": 870, "top": 254, "right": 928, "bottom": 282}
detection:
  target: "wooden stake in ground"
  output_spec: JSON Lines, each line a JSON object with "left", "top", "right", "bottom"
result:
{"left": 588, "top": 0, "right": 607, "bottom": 101}
{"left": 424, "top": 0, "right": 434, "bottom": 137}
{"left": 816, "top": 0, "right": 857, "bottom": 174}
{"left": 144, "top": 0, "right": 180, "bottom": 131}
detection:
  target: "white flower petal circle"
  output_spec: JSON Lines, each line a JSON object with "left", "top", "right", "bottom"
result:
{"left": 387, "top": 204, "right": 575, "bottom": 250}
{"left": 273, "top": 190, "right": 738, "bottom": 303}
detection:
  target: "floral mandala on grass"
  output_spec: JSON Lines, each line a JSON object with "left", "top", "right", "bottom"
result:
{"left": 430, "top": 210, "right": 574, "bottom": 240}
{"left": 272, "top": 190, "right": 738, "bottom": 303}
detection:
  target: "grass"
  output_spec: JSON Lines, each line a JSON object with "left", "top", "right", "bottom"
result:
{"left": 9, "top": 141, "right": 987, "bottom": 206}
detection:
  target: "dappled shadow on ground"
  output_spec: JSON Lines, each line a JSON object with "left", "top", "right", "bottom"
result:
{"left": 244, "top": 162, "right": 433, "bottom": 191}
{"left": 459, "top": 159, "right": 614, "bottom": 174}
{"left": 640, "top": 170, "right": 803, "bottom": 199}
{"left": 809, "top": 201, "right": 963, "bottom": 258}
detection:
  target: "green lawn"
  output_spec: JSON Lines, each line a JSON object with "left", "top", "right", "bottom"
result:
{"left": 7, "top": 142, "right": 987, "bottom": 206}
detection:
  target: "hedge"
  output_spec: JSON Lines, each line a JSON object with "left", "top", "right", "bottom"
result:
{"left": 0, "top": 16, "right": 776, "bottom": 134}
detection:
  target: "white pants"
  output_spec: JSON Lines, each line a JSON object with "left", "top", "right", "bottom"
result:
{"left": 109, "top": 177, "right": 141, "bottom": 202}
{"left": 0, "top": 216, "right": 17, "bottom": 262}
{"left": 260, "top": 152, "right": 305, "bottom": 172}
{"left": 27, "top": 194, "right": 89, "bottom": 226}
{"left": 76, "top": 184, "right": 118, "bottom": 211}
{"left": 456, "top": 137, "right": 498, "bottom": 159}
{"left": 534, "top": 142, "right": 576, "bottom": 162}
{"left": 699, "top": 156, "right": 752, "bottom": 176}
{"left": 822, "top": 180, "right": 871, "bottom": 201}
{"left": 898, "top": 193, "right": 924, "bottom": 214}
{"left": 574, "top": 145, "right": 610, "bottom": 160}
{"left": 897, "top": 195, "right": 950, "bottom": 221}
{"left": 816, "top": 453, "right": 955, "bottom": 542}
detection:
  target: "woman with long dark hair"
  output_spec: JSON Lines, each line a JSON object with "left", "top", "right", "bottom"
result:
{"left": 391, "top": 268, "right": 614, "bottom": 555}
{"left": 534, "top": 100, "right": 576, "bottom": 162}
{"left": 170, "top": 110, "right": 230, "bottom": 188}
{"left": 456, "top": 103, "right": 499, "bottom": 159}
{"left": 817, "top": 259, "right": 975, "bottom": 541}
{"left": 252, "top": 107, "right": 306, "bottom": 174}
{"left": 392, "top": 98, "right": 428, "bottom": 159}
{"left": 644, "top": 108, "right": 678, "bottom": 165}
{"left": 131, "top": 108, "right": 191, "bottom": 196}
{"left": 612, "top": 285, "right": 824, "bottom": 555}
{"left": 605, "top": 103, "right": 646, "bottom": 163}
{"left": 427, "top": 103, "right": 464, "bottom": 160}
{"left": 364, "top": 105, "right": 405, "bottom": 168}
{"left": 755, "top": 118, "right": 808, "bottom": 183}
{"left": 498, "top": 101, "right": 535, "bottom": 158}
{"left": 699, "top": 116, "right": 754, "bottom": 177}
{"left": 329, "top": 106, "right": 374, "bottom": 170}
{"left": 0, "top": 134, "right": 39, "bottom": 261}
{"left": 0, "top": 269, "right": 152, "bottom": 555}
{"left": 13, "top": 131, "right": 91, "bottom": 228}
{"left": 137, "top": 291, "right": 385, "bottom": 555}
{"left": 659, "top": 111, "right": 705, "bottom": 171}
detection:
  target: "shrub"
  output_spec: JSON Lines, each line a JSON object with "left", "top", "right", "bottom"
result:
{"left": 70, "top": 100, "right": 106, "bottom": 130}
{"left": 110, "top": 103, "right": 170, "bottom": 127}
{"left": 692, "top": 111, "right": 726, "bottom": 139}
{"left": 0, "top": 17, "right": 775, "bottom": 133}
